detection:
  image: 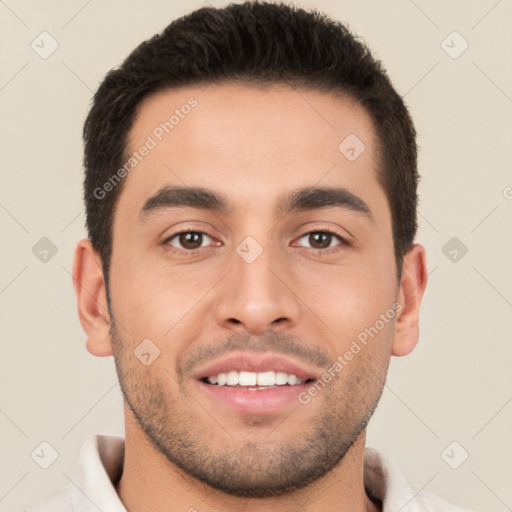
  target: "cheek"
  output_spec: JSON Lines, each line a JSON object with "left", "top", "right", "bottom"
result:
{"left": 109, "top": 254, "right": 221, "bottom": 339}
{"left": 292, "top": 254, "right": 397, "bottom": 350}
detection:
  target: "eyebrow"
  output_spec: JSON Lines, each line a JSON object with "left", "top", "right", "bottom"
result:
{"left": 280, "top": 186, "right": 372, "bottom": 220}
{"left": 138, "top": 185, "right": 373, "bottom": 222}
{"left": 139, "top": 186, "right": 233, "bottom": 221}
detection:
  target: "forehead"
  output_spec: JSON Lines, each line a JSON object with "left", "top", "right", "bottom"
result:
{"left": 117, "top": 83, "right": 385, "bottom": 221}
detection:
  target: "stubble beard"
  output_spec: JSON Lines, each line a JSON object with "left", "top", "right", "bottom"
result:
{"left": 110, "top": 322, "right": 389, "bottom": 498}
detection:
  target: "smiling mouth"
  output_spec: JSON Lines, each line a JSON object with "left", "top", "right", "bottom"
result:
{"left": 200, "top": 370, "right": 315, "bottom": 390}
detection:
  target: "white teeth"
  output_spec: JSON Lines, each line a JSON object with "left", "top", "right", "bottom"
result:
{"left": 287, "top": 374, "right": 299, "bottom": 385}
{"left": 239, "top": 371, "right": 257, "bottom": 386}
{"left": 206, "top": 370, "right": 305, "bottom": 386}
{"left": 256, "top": 371, "right": 274, "bottom": 386}
{"left": 226, "top": 370, "right": 238, "bottom": 385}
{"left": 275, "top": 371, "right": 288, "bottom": 385}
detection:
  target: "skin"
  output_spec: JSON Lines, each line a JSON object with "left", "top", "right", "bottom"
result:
{"left": 73, "top": 83, "right": 427, "bottom": 512}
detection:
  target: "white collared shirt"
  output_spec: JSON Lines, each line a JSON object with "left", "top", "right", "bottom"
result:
{"left": 18, "top": 434, "right": 473, "bottom": 511}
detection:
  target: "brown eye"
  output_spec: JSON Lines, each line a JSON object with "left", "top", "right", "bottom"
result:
{"left": 167, "top": 231, "right": 212, "bottom": 250}
{"left": 297, "top": 231, "right": 344, "bottom": 250}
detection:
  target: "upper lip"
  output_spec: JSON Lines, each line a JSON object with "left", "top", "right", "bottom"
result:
{"left": 193, "top": 352, "right": 321, "bottom": 382}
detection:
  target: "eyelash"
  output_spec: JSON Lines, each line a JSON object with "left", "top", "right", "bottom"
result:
{"left": 163, "top": 229, "right": 349, "bottom": 255}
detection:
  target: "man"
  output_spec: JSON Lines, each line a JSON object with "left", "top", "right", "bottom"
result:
{"left": 20, "top": 1, "right": 470, "bottom": 511}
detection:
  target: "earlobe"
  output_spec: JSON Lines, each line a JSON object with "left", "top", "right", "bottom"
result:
{"left": 392, "top": 243, "right": 428, "bottom": 357}
{"left": 72, "top": 239, "right": 113, "bottom": 357}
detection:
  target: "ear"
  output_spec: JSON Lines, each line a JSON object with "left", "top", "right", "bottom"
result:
{"left": 72, "top": 239, "right": 113, "bottom": 357}
{"left": 392, "top": 243, "right": 428, "bottom": 356}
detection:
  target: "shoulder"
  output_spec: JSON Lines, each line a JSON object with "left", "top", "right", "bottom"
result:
{"left": 13, "top": 434, "right": 125, "bottom": 512}
{"left": 364, "top": 447, "right": 475, "bottom": 512}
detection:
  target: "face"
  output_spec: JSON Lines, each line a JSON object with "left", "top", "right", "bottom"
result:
{"left": 107, "top": 83, "right": 400, "bottom": 497}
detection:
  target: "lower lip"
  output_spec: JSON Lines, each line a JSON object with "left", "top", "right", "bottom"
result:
{"left": 197, "top": 380, "right": 313, "bottom": 414}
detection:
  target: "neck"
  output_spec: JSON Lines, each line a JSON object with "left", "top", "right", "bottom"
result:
{"left": 116, "top": 406, "right": 380, "bottom": 512}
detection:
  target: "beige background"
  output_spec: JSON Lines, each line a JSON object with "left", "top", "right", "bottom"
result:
{"left": 1, "top": 0, "right": 511, "bottom": 510}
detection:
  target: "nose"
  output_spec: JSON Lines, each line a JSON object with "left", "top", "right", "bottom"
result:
{"left": 214, "top": 242, "right": 301, "bottom": 335}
